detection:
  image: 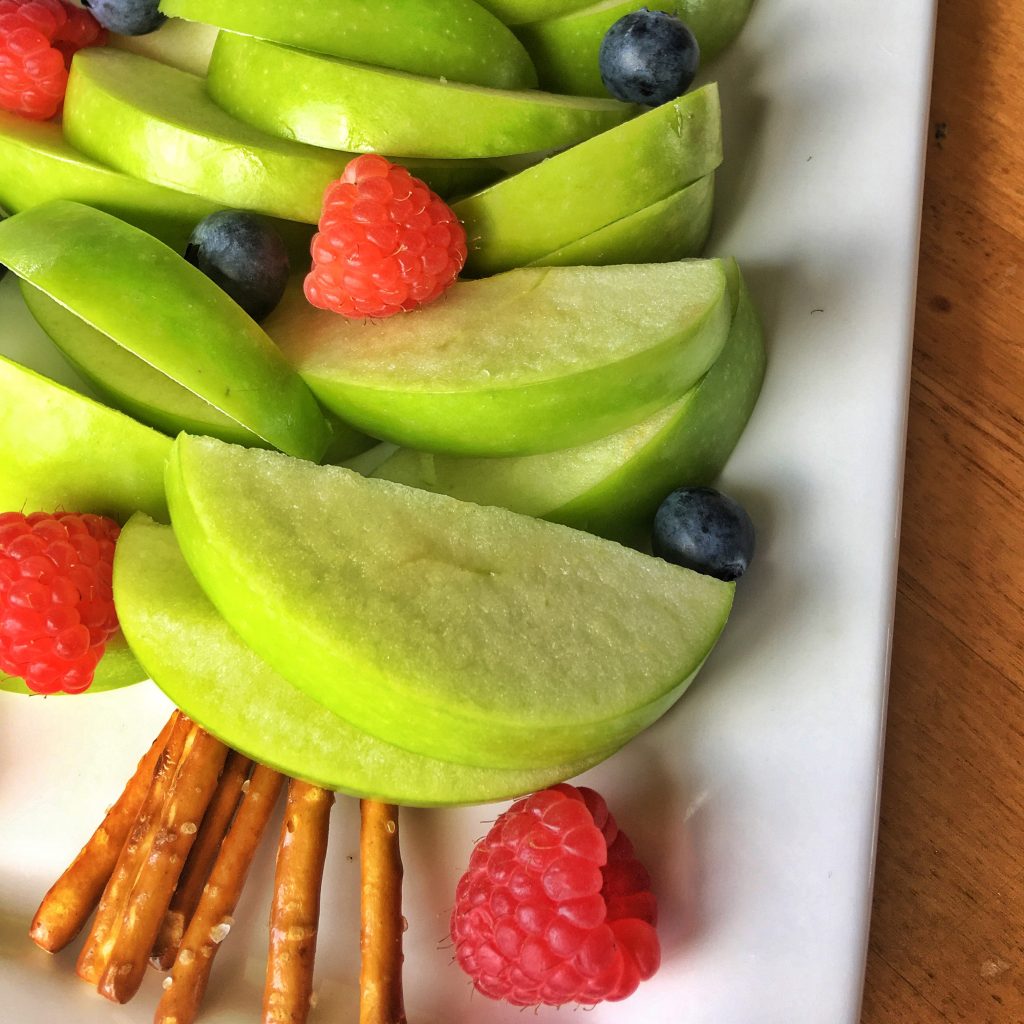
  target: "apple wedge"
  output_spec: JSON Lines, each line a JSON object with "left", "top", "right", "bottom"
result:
{"left": 530, "top": 173, "right": 714, "bottom": 267}
{"left": 161, "top": 0, "right": 537, "bottom": 89}
{"left": 206, "top": 32, "right": 633, "bottom": 159}
{"left": 0, "top": 635, "right": 145, "bottom": 696}
{"left": 165, "top": 434, "right": 734, "bottom": 769}
{"left": 0, "top": 202, "right": 332, "bottom": 462}
{"left": 266, "top": 259, "right": 731, "bottom": 456}
{"left": 0, "top": 353, "right": 169, "bottom": 522}
{"left": 108, "top": 16, "right": 219, "bottom": 76}
{"left": 374, "top": 261, "right": 764, "bottom": 540}
{"left": 0, "top": 110, "right": 219, "bottom": 252}
{"left": 63, "top": 49, "right": 499, "bottom": 223}
{"left": 114, "top": 516, "right": 602, "bottom": 803}
{"left": 452, "top": 84, "right": 720, "bottom": 276}
{"left": 517, "top": 0, "right": 756, "bottom": 97}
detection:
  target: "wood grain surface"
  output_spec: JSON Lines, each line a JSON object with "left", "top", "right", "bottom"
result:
{"left": 860, "top": 0, "right": 1024, "bottom": 1021}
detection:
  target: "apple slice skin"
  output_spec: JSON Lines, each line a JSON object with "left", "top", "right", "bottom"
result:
{"left": 0, "top": 110, "right": 220, "bottom": 252}
{"left": 517, "top": 0, "right": 756, "bottom": 97}
{"left": 452, "top": 84, "right": 721, "bottom": 277}
{"left": 0, "top": 201, "right": 331, "bottom": 463}
{"left": 529, "top": 173, "right": 715, "bottom": 268}
{"left": 162, "top": 0, "right": 537, "bottom": 90}
{"left": 374, "top": 261, "right": 764, "bottom": 540}
{"left": 0, "top": 635, "right": 145, "bottom": 696}
{"left": 267, "top": 260, "right": 731, "bottom": 457}
{"left": 0, "top": 353, "right": 170, "bottom": 523}
{"left": 165, "top": 434, "right": 734, "bottom": 769}
{"left": 475, "top": 0, "right": 596, "bottom": 27}
{"left": 114, "top": 516, "right": 601, "bottom": 804}
{"left": 63, "top": 50, "right": 499, "bottom": 224}
{"left": 206, "top": 33, "right": 633, "bottom": 160}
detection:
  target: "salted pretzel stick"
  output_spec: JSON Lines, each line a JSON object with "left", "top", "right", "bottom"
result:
{"left": 29, "top": 712, "right": 178, "bottom": 953}
{"left": 96, "top": 724, "right": 229, "bottom": 1003}
{"left": 358, "top": 801, "right": 407, "bottom": 1024}
{"left": 262, "top": 780, "right": 334, "bottom": 1024}
{"left": 155, "top": 763, "right": 285, "bottom": 1024}
{"left": 77, "top": 711, "right": 192, "bottom": 985}
{"left": 151, "top": 750, "right": 254, "bottom": 970}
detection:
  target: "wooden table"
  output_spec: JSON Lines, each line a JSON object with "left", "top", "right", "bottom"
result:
{"left": 860, "top": 0, "right": 1024, "bottom": 1020}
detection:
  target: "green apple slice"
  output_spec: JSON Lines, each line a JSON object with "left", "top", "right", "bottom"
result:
{"left": 374, "top": 261, "right": 764, "bottom": 540}
{"left": 166, "top": 434, "right": 734, "bottom": 769}
{"left": 20, "top": 282, "right": 267, "bottom": 448}
{"left": 115, "top": 516, "right": 601, "bottom": 802}
{"left": 63, "top": 50, "right": 498, "bottom": 224}
{"left": 161, "top": 0, "right": 537, "bottom": 89}
{"left": 0, "top": 353, "right": 170, "bottom": 522}
{"left": 266, "top": 259, "right": 731, "bottom": 457}
{"left": 475, "top": 0, "right": 595, "bottom": 26}
{"left": 530, "top": 173, "right": 714, "bottom": 267}
{"left": 0, "top": 110, "right": 220, "bottom": 252}
{"left": 206, "top": 32, "right": 632, "bottom": 159}
{"left": 452, "top": 84, "right": 720, "bottom": 276}
{"left": 0, "top": 635, "right": 146, "bottom": 696}
{"left": 109, "top": 17, "right": 219, "bottom": 76}
{"left": 0, "top": 201, "right": 331, "bottom": 462}
{"left": 516, "top": 0, "right": 756, "bottom": 97}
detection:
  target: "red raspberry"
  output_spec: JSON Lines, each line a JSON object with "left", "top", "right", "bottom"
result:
{"left": 450, "top": 784, "right": 661, "bottom": 1007}
{"left": 0, "top": 511, "right": 121, "bottom": 694}
{"left": 304, "top": 154, "right": 468, "bottom": 319}
{"left": 0, "top": 0, "right": 105, "bottom": 120}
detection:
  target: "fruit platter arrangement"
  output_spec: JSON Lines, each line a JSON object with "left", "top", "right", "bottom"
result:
{"left": 0, "top": 0, "right": 876, "bottom": 1019}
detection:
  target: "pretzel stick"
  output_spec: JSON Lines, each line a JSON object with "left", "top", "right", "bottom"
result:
{"left": 77, "top": 711, "right": 192, "bottom": 985}
{"left": 151, "top": 750, "right": 253, "bottom": 970}
{"left": 96, "top": 724, "right": 229, "bottom": 1003}
{"left": 155, "top": 764, "right": 285, "bottom": 1024}
{"left": 358, "top": 801, "right": 407, "bottom": 1024}
{"left": 262, "top": 781, "right": 334, "bottom": 1024}
{"left": 29, "top": 712, "right": 178, "bottom": 953}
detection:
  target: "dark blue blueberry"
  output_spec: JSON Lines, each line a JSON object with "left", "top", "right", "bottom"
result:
{"left": 185, "top": 211, "right": 290, "bottom": 323}
{"left": 599, "top": 9, "right": 700, "bottom": 106}
{"left": 653, "top": 486, "right": 755, "bottom": 581}
{"left": 81, "top": 0, "right": 166, "bottom": 36}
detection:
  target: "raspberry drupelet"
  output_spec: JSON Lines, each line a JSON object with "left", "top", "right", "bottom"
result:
{"left": 0, "top": 511, "right": 121, "bottom": 694}
{"left": 305, "top": 155, "right": 468, "bottom": 319}
{"left": 450, "top": 783, "right": 660, "bottom": 1007}
{"left": 0, "top": 0, "right": 105, "bottom": 120}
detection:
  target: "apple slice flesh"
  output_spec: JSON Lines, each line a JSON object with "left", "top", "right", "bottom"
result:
{"left": 517, "top": 0, "right": 756, "bottom": 96}
{"left": 452, "top": 84, "right": 721, "bottom": 276}
{"left": 161, "top": 0, "right": 537, "bottom": 89}
{"left": 165, "top": 434, "right": 734, "bottom": 769}
{"left": 0, "top": 635, "right": 145, "bottom": 695}
{"left": 63, "top": 49, "right": 498, "bottom": 224}
{"left": 374, "top": 261, "right": 764, "bottom": 539}
{"left": 0, "top": 201, "right": 331, "bottom": 462}
{"left": 266, "top": 259, "right": 731, "bottom": 457}
{"left": 0, "top": 353, "right": 169, "bottom": 521}
{"left": 0, "top": 109, "right": 219, "bottom": 252}
{"left": 108, "top": 17, "right": 219, "bottom": 76}
{"left": 529, "top": 173, "right": 714, "bottom": 268}
{"left": 206, "top": 33, "right": 632, "bottom": 160}
{"left": 114, "top": 516, "right": 601, "bottom": 803}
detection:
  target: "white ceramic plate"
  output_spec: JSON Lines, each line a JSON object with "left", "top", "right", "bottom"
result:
{"left": 0, "top": 1, "right": 936, "bottom": 1020}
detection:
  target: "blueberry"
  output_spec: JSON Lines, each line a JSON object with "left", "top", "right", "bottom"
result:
{"left": 599, "top": 9, "right": 700, "bottom": 107}
{"left": 653, "top": 486, "right": 755, "bottom": 581}
{"left": 185, "top": 211, "right": 290, "bottom": 323}
{"left": 81, "top": 0, "right": 165, "bottom": 36}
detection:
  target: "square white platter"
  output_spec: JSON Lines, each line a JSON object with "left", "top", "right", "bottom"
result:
{"left": 0, "top": 0, "right": 937, "bottom": 1021}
